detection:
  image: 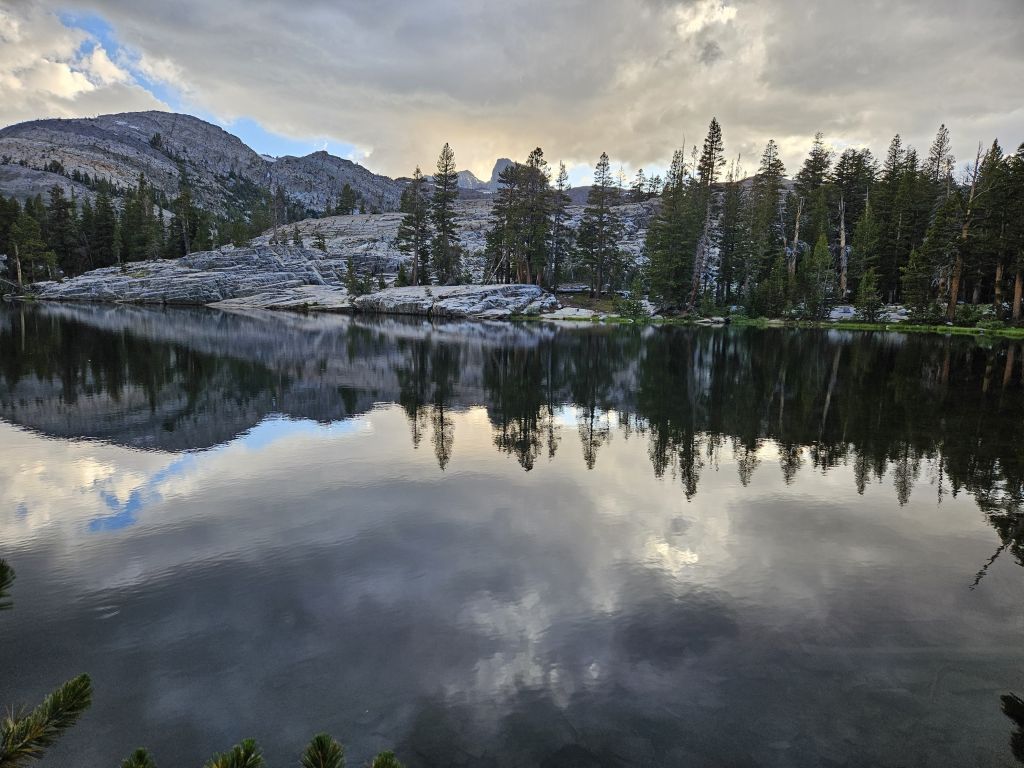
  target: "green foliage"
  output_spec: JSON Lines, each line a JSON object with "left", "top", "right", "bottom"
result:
{"left": 300, "top": 733, "right": 345, "bottom": 768}
{"left": 799, "top": 234, "right": 833, "bottom": 318}
{"left": 370, "top": 751, "right": 403, "bottom": 768}
{"left": 344, "top": 258, "right": 372, "bottom": 297}
{"left": 953, "top": 303, "right": 986, "bottom": 327}
{"left": 312, "top": 228, "right": 327, "bottom": 252}
{"left": 900, "top": 248, "right": 932, "bottom": 314}
{"left": 613, "top": 276, "right": 647, "bottom": 319}
{"left": 204, "top": 739, "right": 263, "bottom": 768}
{"left": 292, "top": 225, "right": 303, "bottom": 247}
{"left": 395, "top": 263, "right": 409, "bottom": 287}
{"left": 484, "top": 148, "right": 552, "bottom": 285}
{"left": 396, "top": 167, "right": 431, "bottom": 285}
{"left": 855, "top": 267, "right": 883, "bottom": 322}
{"left": 430, "top": 143, "right": 461, "bottom": 284}
{"left": 0, "top": 674, "right": 93, "bottom": 768}
{"left": 578, "top": 152, "right": 624, "bottom": 296}
{"left": 120, "top": 748, "right": 157, "bottom": 768}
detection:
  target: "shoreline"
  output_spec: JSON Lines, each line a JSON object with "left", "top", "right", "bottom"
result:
{"left": 12, "top": 294, "right": 1024, "bottom": 340}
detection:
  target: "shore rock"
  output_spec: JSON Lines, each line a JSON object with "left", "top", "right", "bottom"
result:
{"left": 353, "top": 284, "right": 558, "bottom": 319}
{"left": 33, "top": 245, "right": 560, "bottom": 319}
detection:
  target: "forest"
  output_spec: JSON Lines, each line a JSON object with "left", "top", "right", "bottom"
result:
{"left": 2, "top": 121, "right": 1023, "bottom": 326}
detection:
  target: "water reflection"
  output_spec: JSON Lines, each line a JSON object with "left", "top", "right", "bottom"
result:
{"left": 1, "top": 303, "right": 1023, "bottom": 767}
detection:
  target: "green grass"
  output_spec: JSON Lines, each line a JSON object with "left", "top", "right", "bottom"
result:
{"left": 519, "top": 308, "right": 1024, "bottom": 339}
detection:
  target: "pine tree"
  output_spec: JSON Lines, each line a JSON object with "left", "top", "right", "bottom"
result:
{"left": 741, "top": 139, "right": 787, "bottom": 300}
{"left": 849, "top": 198, "right": 881, "bottom": 295}
{"left": 92, "top": 189, "right": 119, "bottom": 268}
{"left": 900, "top": 247, "right": 932, "bottom": 315}
{"left": 855, "top": 266, "right": 883, "bottom": 321}
{"left": 337, "top": 184, "right": 358, "bottom": 215}
{"left": 925, "top": 123, "right": 955, "bottom": 190}
{"left": 631, "top": 169, "right": 647, "bottom": 202}
{"left": 549, "top": 162, "right": 573, "bottom": 289}
{"left": 291, "top": 225, "right": 302, "bottom": 247}
{"left": 716, "top": 159, "right": 744, "bottom": 304}
{"left": 578, "top": 152, "right": 623, "bottom": 297}
{"left": 799, "top": 234, "right": 833, "bottom": 318}
{"left": 45, "top": 186, "right": 80, "bottom": 275}
{"left": 396, "top": 166, "right": 431, "bottom": 285}
{"left": 688, "top": 117, "right": 727, "bottom": 308}
{"left": 9, "top": 211, "right": 56, "bottom": 283}
{"left": 430, "top": 143, "right": 461, "bottom": 284}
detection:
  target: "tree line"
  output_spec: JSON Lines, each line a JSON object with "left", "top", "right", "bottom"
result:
{"left": 0, "top": 173, "right": 368, "bottom": 286}
{"left": 646, "top": 119, "right": 1024, "bottom": 322}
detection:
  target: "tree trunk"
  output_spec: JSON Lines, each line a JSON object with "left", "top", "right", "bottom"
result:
{"left": 994, "top": 260, "right": 1004, "bottom": 318}
{"left": 946, "top": 145, "right": 982, "bottom": 321}
{"left": 838, "top": 195, "right": 847, "bottom": 299}
{"left": 1014, "top": 266, "right": 1023, "bottom": 322}
{"left": 789, "top": 196, "right": 803, "bottom": 278}
{"left": 946, "top": 253, "right": 964, "bottom": 321}
{"left": 1003, "top": 344, "right": 1016, "bottom": 388}
{"left": 12, "top": 241, "right": 22, "bottom": 286}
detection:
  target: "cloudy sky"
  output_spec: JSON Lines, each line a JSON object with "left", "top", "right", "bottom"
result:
{"left": 1, "top": 0, "right": 1022, "bottom": 182}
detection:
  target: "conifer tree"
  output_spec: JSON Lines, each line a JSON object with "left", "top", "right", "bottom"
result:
{"left": 578, "top": 152, "right": 623, "bottom": 297}
{"left": 396, "top": 166, "right": 431, "bottom": 285}
{"left": 549, "top": 161, "right": 573, "bottom": 289}
{"left": 900, "top": 248, "right": 932, "bottom": 315}
{"left": 855, "top": 267, "right": 883, "bottom": 321}
{"left": 849, "top": 198, "right": 881, "bottom": 295}
{"left": 92, "top": 189, "right": 119, "bottom": 268}
{"left": 9, "top": 211, "right": 55, "bottom": 283}
{"left": 430, "top": 143, "right": 461, "bottom": 284}
{"left": 799, "top": 234, "right": 833, "bottom": 318}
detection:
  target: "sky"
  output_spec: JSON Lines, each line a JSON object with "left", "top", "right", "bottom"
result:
{"left": 0, "top": 0, "right": 1022, "bottom": 184}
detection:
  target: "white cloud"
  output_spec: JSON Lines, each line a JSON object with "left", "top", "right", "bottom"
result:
{"left": 1, "top": 0, "right": 1022, "bottom": 179}
{"left": 0, "top": 3, "right": 164, "bottom": 127}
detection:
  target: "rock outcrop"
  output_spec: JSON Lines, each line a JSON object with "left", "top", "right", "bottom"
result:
{"left": 35, "top": 245, "right": 350, "bottom": 307}
{"left": 354, "top": 284, "right": 558, "bottom": 319}
{"left": 32, "top": 245, "right": 560, "bottom": 319}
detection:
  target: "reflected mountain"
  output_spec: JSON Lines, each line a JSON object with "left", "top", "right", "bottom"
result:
{"left": 4, "top": 302, "right": 1024, "bottom": 766}
{"left": 2, "top": 304, "right": 1021, "bottom": 514}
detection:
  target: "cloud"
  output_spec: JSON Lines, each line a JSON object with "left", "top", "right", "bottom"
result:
{"left": 1, "top": 0, "right": 1022, "bottom": 180}
{"left": 0, "top": 3, "right": 165, "bottom": 125}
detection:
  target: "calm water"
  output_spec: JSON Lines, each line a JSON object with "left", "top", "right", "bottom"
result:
{"left": 2, "top": 304, "right": 1024, "bottom": 767}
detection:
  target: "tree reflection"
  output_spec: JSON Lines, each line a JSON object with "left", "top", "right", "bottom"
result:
{"left": 3, "top": 306, "right": 1024, "bottom": 582}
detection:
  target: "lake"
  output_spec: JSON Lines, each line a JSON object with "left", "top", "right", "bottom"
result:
{"left": 1, "top": 303, "right": 1023, "bottom": 767}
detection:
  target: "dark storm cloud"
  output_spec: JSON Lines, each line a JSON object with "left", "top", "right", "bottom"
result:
{"left": 2, "top": 0, "right": 1022, "bottom": 183}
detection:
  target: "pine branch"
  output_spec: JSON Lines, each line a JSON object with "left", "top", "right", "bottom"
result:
{"left": 370, "top": 751, "right": 403, "bottom": 768}
{"left": 0, "top": 674, "right": 92, "bottom": 768}
{"left": 204, "top": 738, "right": 263, "bottom": 768}
{"left": 300, "top": 733, "right": 344, "bottom": 768}
{"left": 0, "top": 560, "right": 13, "bottom": 611}
{"left": 120, "top": 748, "right": 157, "bottom": 768}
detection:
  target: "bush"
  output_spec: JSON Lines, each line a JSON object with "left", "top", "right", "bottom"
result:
{"left": 953, "top": 303, "right": 985, "bottom": 327}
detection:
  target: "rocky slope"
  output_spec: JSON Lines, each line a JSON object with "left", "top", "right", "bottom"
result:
{"left": 0, "top": 111, "right": 402, "bottom": 214}
{"left": 264, "top": 199, "right": 655, "bottom": 282}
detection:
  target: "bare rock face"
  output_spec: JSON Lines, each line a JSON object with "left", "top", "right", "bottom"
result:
{"left": 353, "top": 284, "right": 559, "bottom": 319}
{"left": 35, "top": 245, "right": 350, "bottom": 308}
{"left": 32, "top": 244, "right": 560, "bottom": 319}
{"left": 0, "top": 111, "right": 402, "bottom": 215}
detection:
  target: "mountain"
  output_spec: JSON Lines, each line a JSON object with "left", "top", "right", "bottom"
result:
{"left": 456, "top": 169, "right": 488, "bottom": 190}
{"left": 0, "top": 111, "right": 404, "bottom": 215}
